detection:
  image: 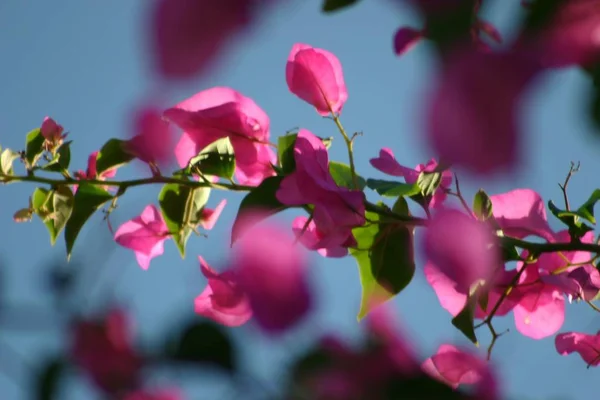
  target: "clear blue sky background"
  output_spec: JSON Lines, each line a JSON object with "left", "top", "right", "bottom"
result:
{"left": 1, "top": 1, "right": 599, "bottom": 399}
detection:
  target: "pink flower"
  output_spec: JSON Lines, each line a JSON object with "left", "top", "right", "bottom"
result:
{"left": 421, "top": 344, "right": 486, "bottom": 389}
{"left": 277, "top": 129, "right": 365, "bottom": 253}
{"left": 292, "top": 216, "right": 353, "bottom": 258}
{"left": 393, "top": 27, "right": 424, "bottom": 56}
{"left": 425, "top": 48, "right": 540, "bottom": 175}
{"left": 194, "top": 256, "right": 252, "bottom": 327}
{"left": 517, "top": 0, "right": 600, "bottom": 68}
{"left": 199, "top": 199, "right": 227, "bottom": 230}
{"left": 114, "top": 204, "right": 170, "bottom": 270}
{"left": 124, "top": 388, "right": 183, "bottom": 400}
{"left": 150, "top": 0, "right": 259, "bottom": 79}
{"left": 231, "top": 219, "right": 312, "bottom": 334}
{"left": 164, "top": 87, "right": 276, "bottom": 186}
{"left": 71, "top": 308, "right": 142, "bottom": 394}
{"left": 423, "top": 209, "right": 501, "bottom": 294}
{"left": 286, "top": 43, "right": 348, "bottom": 115}
{"left": 127, "top": 106, "right": 175, "bottom": 165}
{"left": 555, "top": 330, "right": 600, "bottom": 367}
{"left": 40, "top": 116, "right": 65, "bottom": 142}
{"left": 73, "top": 151, "right": 118, "bottom": 193}
{"left": 424, "top": 263, "right": 522, "bottom": 318}
{"left": 489, "top": 188, "right": 554, "bottom": 241}
{"left": 370, "top": 148, "right": 452, "bottom": 209}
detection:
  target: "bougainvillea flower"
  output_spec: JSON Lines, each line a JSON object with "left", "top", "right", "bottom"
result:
{"left": 199, "top": 199, "right": 227, "bottom": 230}
{"left": 71, "top": 308, "right": 142, "bottom": 395}
{"left": 124, "top": 388, "right": 183, "bottom": 400}
{"left": 516, "top": 0, "right": 600, "bottom": 68}
{"left": 114, "top": 204, "right": 170, "bottom": 270}
{"left": 425, "top": 48, "right": 540, "bottom": 175}
{"left": 489, "top": 188, "right": 554, "bottom": 241}
{"left": 424, "top": 263, "right": 522, "bottom": 318}
{"left": 421, "top": 344, "right": 486, "bottom": 388}
{"left": 150, "top": 0, "right": 259, "bottom": 79}
{"left": 555, "top": 330, "right": 600, "bottom": 367}
{"left": 40, "top": 116, "right": 65, "bottom": 142}
{"left": 370, "top": 148, "right": 452, "bottom": 208}
{"left": 73, "top": 151, "right": 118, "bottom": 193}
{"left": 291, "top": 216, "right": 352, "bottom": 258}
{"left": 194, "top": 256, "right": 252, "bottom": 327}
{"left": 423, "top": 208, "right": 501, "bottom": 294}
{"left": 164, "top": 87, "right": 276, "bottom": 186}
{"left": 393, "top": 27, "right": 424, "bottom": 56}
{"left": 286, "top": 43, "right": 348, "bottom": 115}
{"left": 277, "top": 129, "right": 365, "bottom": 252}
{"left": 231, "top": 219, "right": 311, "bottom": 334}
{"left": 126, "top": 106, "right": 175, "bottom": 165}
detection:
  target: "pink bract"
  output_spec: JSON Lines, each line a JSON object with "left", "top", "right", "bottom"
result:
{"left": 286, "top": 43, "right": 348, "bottom": 116}
{"left": 194, "top": 256, "right": 252, "bottom": 327}
{"left": 292, "top": 216, "right": 352, "bottom": 258}
{"left": 422, "top": 344, "right": 486, "bottom": 389}
{"left": 231, "top": 220, "right": 312, "bottom": 334}
{"left": 164, "top": 87, "right": 277, "bottom": 186}
{"left": 127, "top": 106, "right": 175, "bottom": 165}
{"left": 123, "top": 388, "right": 183, "bottom": 400}
{"left": 40, "top": 116, "right": 64, "bottom": 141}
{"left": 114, "top": 204, "right": 170, "bottom": 270}
{"left": 277, "top": 129, "right": 365, "bottom": 253}
{"left": 393, "top": 27, "right": 424, "bottom": 56}
{"left": 555, "top": 330, "right": 600, "bottom": 367}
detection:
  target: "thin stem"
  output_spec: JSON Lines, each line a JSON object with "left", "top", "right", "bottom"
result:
{"left": 558, "top": 161, "right": 580, "bottom": 211}
{"left": 331, "top": 113, "right": 359, "bottom": 190}
{"left": 586, "top": 300, "right": 600, "bottom": 313}
{"left": 485, "top": 321, "right": 508, "bottom": 361}
{"left": 453, "top": 173, "right": 473, "bottom": 216}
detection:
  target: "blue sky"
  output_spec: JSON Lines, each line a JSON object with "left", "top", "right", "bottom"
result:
{"left": 1, "top": 1, "right": 599, "bottom": 399}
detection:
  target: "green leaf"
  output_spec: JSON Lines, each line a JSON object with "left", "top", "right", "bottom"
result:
{"left": 548, "top": 200, "right": 594, "bottom": 239}
{"left": 277, "top": 134, "right": 297, "bottom": 174}
{"left": 1, "top": 148, "right": 21, "bottom": 175}
{"left": 575, "top": 189, "right": 600, "bottom": 224}
{"left": 43, "top": 141, "right": 72, "bottom": 173}
{"left": 366, "top": 179, "right": 420, "bottom": 198}
{"left": 31, "top": 186, "right": 74, "bottom": 246}
{"left": 95, "top": 139, "right": 135, "bottom": 175}
{"left": 416, "top": 170, "right": 442, "bottom": 197}
{"left": 350, "top": 204, "right": 416, "bottom": 320}
{"left": 35, "top": 357, "right": 66, "bottom": 400}
{"left": 451, "top": 295, "right": 479, "bottom": 345}
{"left": 165, "top": 320, "right": 235, "bottom": 373}
{"left": 322, "top": 0, "right": 360, "bottom": 13}
{"left": 187, "top": 137, "right": 235, "bottom": 180}
{"left": 158, "top": 183, "right": 211, "bottom": 257}
{"left": 64, "top": 184, "right": 113, "bottom": 259}
{"left": 329, "top": 161, "right": 366, "bottom": 190}
{"left": 231, "top": 176, "right": 287, "bottom": 245}
{"left": 25, "top": 128, "right": 45, "bottom": 167}
{"left": 473, "top": 189, "right": 493, "bottom": 221}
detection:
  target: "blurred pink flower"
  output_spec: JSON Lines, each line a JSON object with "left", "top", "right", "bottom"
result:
{"left": 231, "top": 219, "right": 312, "bottom": 334}
{"left": 425, "top": 49, "right": 540, "bottom": 175}
{"left": 286, "top": 43, "right": 348, "bottom": 115}
{"left": 393, "top": 27, "right": 424, "bottom": 56}
{"left": 127, "top": 107, "right": 175, "bottom": 165}
{"left": 422, "top": 344, "right": 486, "bottom": 388}
{"left": 370, "top": 148, "right": 452, "bottom": 208}
{"left": 277, "top": 129, "right": 365, "bottom": 253}
{"left": 114, "top": 204, "right": 170, "bottom": 270}
{"left": 194, "top": 256, "right": 252, "bottom": 327}
{"left": 150, "top": 0, "right": 260, "bottom": 79}
{"left": 199, "top": 199, "right": 227, "bottom": 230}
{"left": 71, "top": 308, "right": 142, "bottom": 395}
{"left": 555, "top": 330, "right": 600, "bottom": 367}
{"left": 423, "top": 208, "right": 501, "bottom": 294}
{"left": 124, "top": 388, "right": 183, "bottom": 400}
{"left": 164, "top": 87, "right": 276, "bottom": 186}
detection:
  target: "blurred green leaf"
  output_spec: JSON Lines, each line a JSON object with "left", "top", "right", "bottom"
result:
{"left": 32, "top": 186, "right": 74, "bottom": 246}
{"left": 350, "top": 199, "right": 415, "bottom": 320}
{"left": 230, "top": 176, "right": 287, "bottom": 245}
{"left": 416, "top": 170, "right": 441, "bottom": 197}
{"left": 366, "top": 179, "right": 420, "bottom": 198}
{"left": 548, "top": 200, "right": 594, "bottom": 239}
{"left": 43, "top": 141, "right": 72, "bottom": 173}
{"left": 35, "top": 357, "right": 66, "bottom": 400}
{"left": 64, "top": 184, "right": 113, "bottom": 259}
{"left": 473, "top": 189, "right": 493, "bottom": 221}
{"left": 575, "top": 189, "right": 600, "bottom": 224}
{"left": 158, "top": 183, "right": 211, "bottom": 257}
{"left": 277, "top": 134, "right": 297, "bottom": 174}
{"left": 1, "top": 148, "right": 21, "bottom": 175}
{"left": 25, "top": 128, "right": 45, "bottom": 167}
{"left": 322, "top": 0, "right": 360, "bottom": 13}
{"left": 95, "top": 139, "right": 135, "bottom": 175}
{"left": 451, "top": 295, "right": 479, "bottom": 345}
